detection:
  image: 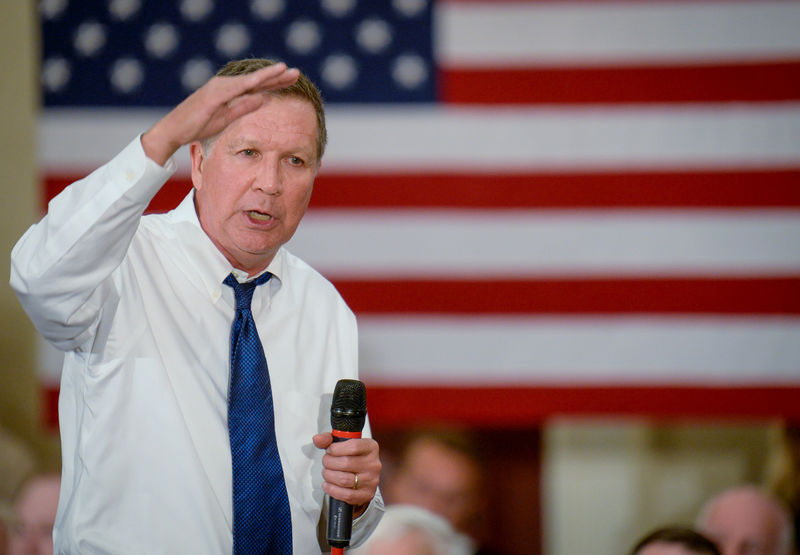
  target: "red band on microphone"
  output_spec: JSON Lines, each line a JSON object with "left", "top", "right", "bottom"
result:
{"left": 332, "top": 430, "right": 362, "bottom": 439}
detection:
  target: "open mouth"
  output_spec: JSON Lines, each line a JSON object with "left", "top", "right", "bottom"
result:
{"left": 247, "top": 210, "right": 272, "bottom": 222}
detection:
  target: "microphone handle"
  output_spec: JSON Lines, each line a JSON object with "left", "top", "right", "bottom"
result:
{"left": 327, "top": 432, "right": 362, "bottom": 548}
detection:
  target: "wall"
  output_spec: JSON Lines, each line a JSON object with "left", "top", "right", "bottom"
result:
{"left": 0, "top": 0, "right": 60, "bottom": 499}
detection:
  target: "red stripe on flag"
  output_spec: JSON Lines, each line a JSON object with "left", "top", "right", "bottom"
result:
{"left": 43, "top": 384, "right": 800, "bottom": 431}
{"left": 42, "top": 168, "right": 800, "bottom": 213}
{"left": 368, "top": 385, "right": 800, "bottom": 428}
{"left": 42, "top": 386, "right": 59, "bottom": 431}
{"left": 41, "top": 177, "right": 193, "bottom": 214}
{"left": 440, "top": 61, "right": 800, "bottom": 104}
{"left": 333, "top": 277, "right": 800, "bottom": 315}
{"left": 312, "top": 170, "right": 800, "bottom": 209}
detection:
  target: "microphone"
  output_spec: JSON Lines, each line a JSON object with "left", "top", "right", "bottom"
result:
{"left": 327, "top": 379, "right": 367, "bottom": 549}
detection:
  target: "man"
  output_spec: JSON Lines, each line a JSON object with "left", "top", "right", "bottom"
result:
{"left": 382, "top": 430, "right": 483, "bottom": 552}
{"left": 10, "top": 59, "right": 383, "bottom": 552}
{"left": 696, "top": 485, "right": 794, "bottom": 555}
{"left": 6, "top": 474, "right": 60, "bottom": 555}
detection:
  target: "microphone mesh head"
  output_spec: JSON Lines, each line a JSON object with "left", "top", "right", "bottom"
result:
{"left": 331, "top": 379, "right": 367, "bottom": 432}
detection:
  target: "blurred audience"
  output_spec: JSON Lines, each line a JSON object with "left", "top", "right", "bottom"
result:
{"left": 6, "top": 473, "right": 60, "bottom": 555}
{"left": 351, "top": 504, "right": 473, "bottom": 555}
{"left": 381, "top": 428, "right": 492, "bottom": 553}
{"left": 630, "top": 526, "right": 721, "bottom": 555}
{"left": 769, "top": 426, "right": 800, "bottom": 554}
{"left": 0, "top": 429, "right": 36, "bottom": 506}
{"left": 696, "top": 485, "right": 794, "bottom": 555}
{"left": 1, "top": 428, "right": 38, "bottom": 555}
{"left": 0, "top": 514, "right": 7, "bottom": 555}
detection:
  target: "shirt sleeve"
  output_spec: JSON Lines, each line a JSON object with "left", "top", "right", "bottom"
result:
{"left": 9, "top": 135, "right": 176, "bottom": 351}
{"left": 349, "top": 487, "right": 386, "bottom": 548}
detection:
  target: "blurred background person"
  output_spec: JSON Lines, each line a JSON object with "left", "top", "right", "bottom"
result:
{"left": 0, "top": 428, "right": 39, "bottom": 555}
{"left": 696, "top": 485, "right": 794, "bottom": 555}
{"left": 351, "top": 504, "right": 473, "bottom": 555}
{"left": 6, "top": 473, "right": 60, "bottom": 555}
{"left": 381, "top": 428, "right": 496, "bottom": 553}
{"left": 768, "top": 426, "right": 800, "bottom": 554}
{"left": 630, "top": 526, "right": 721, "bottom": 555}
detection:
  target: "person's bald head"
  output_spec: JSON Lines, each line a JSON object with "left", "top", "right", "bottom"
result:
{"left": 8, "top": 473, "right": 60, "bottom": 555}
{"left": 696, "top": 485, "right": 793, "bottom": 555}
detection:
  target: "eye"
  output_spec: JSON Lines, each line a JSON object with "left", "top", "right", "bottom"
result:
{"left": 239, "top": 148, "right": 257, "bottom": 157}
{"left": 288, "top": 156, "right": 305, "bottom": 166}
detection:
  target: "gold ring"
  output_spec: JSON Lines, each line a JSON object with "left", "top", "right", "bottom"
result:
{"left": 353, "top": 473, "right": 359, "bottom": 490}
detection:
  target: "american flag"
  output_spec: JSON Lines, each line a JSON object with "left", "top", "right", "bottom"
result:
{"left": 39, "top": 0, "right": 800, "bottom": 428}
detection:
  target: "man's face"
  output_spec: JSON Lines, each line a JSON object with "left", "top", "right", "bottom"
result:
{"left": 191, "top": 95, "right": 318, "bottom": 275}
{"left": 388, "top": 439, "right": 480, "bottom": 532}
{"left": 700, "top": 492, "right": 785, "bottom": 555}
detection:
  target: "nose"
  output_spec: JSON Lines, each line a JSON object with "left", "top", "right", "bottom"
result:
{"left": 251, "top": 158, "right": 281, "bottom": 195}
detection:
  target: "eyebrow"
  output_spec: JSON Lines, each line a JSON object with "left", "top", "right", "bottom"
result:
{"left": 226, "top": 137, "right": 260, "bottom": 150}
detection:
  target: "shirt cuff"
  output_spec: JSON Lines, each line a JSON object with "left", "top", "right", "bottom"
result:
{"left": 349, "top": 488, "right": 385, "bottom": 548}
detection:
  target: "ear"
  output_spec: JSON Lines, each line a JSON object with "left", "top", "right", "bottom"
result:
{"left": 189, "top": 142, "right": 206, "bottom": 191}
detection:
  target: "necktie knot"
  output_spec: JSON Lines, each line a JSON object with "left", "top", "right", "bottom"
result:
{"left": 224, "top": 272, "right": 271, "bottom": 311}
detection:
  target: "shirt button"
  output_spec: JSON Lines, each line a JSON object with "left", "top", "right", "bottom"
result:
{"left": 125, "top": 169, "right": 135, "bottom": 182}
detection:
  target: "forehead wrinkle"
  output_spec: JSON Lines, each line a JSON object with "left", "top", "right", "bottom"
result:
{"left": 226, "top": 124, "right": 315, "bottom": 152}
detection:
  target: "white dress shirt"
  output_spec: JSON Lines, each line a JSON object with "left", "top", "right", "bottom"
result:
{"left": 10, "top": 136, "right": 383, "bottom": 554}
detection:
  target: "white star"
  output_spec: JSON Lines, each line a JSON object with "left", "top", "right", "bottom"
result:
{"left": 393, "top": 0, "right": 427, "bottom": 18}
{"left": 215, "top": 23, "right": 251, "bottom": 57}
{"left": 109, "top": 58, "right": 145, "bottom": 94}
{"left": 108, "top": 0, "right": 141, "bottom": 21}
{"left": 144, "top": 23, "right": 180, "bottom": 59}
{"left": 355, "top": 18, "right": 393, "bottom": 54}
{"left": 39, "top": 0, "right": 68, "bottom": 20}
{"left": 392, "top": 54, "right": 428, "bottom": 90}
{"left": 181, "top": 58, "right": 215, "bottom": 92}
{"left": 41, "top": 57, "right": 71, "bottom": 93}
{"left": 73, "top": 21, "right": 107, "bottom": 57}
{"left": 321, "top": 54, "right": 358, "bottom": 90}
{"left": 321, "top": 0, "right": 356, "bottom": 17}
{"left": 180, "top": 0, "right": 214, "bottom": 22}
{"left": 250, "top": 0, "right": 284, "bottom": 20}
{"left": 285, "top": 20, "right": 322, "bottom": 55}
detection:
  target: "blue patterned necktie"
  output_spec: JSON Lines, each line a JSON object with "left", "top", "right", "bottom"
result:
{"left": 224, "top": 272, "right": 292, "bottom": 554}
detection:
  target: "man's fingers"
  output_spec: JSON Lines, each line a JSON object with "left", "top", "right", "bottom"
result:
{"left": 312, "top": 432, "right": 333, "bottom": 449}
{"left": 216, "top": 63, "right": 299, "bottom": 99}
{"left": 323, "top": 469, "right": 358, "bottom": 490}
{"left": 321, "top": 470, "right": 376, "bottom": 506}
{"left": 326, "top": 437, "right": 377, "bottom": 457}
{"left": 224, "top": 93, "right": 266, "bottom": 123}
{"left": 249, "top": 65, "right": 300, "bottom": 91}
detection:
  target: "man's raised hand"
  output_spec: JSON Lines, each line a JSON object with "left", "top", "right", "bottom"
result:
{"left": 141, "top": 62, "right": 300, "bottom": 165}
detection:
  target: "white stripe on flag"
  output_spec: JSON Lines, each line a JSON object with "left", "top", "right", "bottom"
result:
{"left": 287, "top": 209, "right": 800, "bottom": 277}
{"left": 357, "top": 315, "right": 800, "bottom": 384}
{"left": 438, "top": 1, "right": 800, "bottom": 66}
{"left": 39, "top": 104, "right": 800, "bottom": 172}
